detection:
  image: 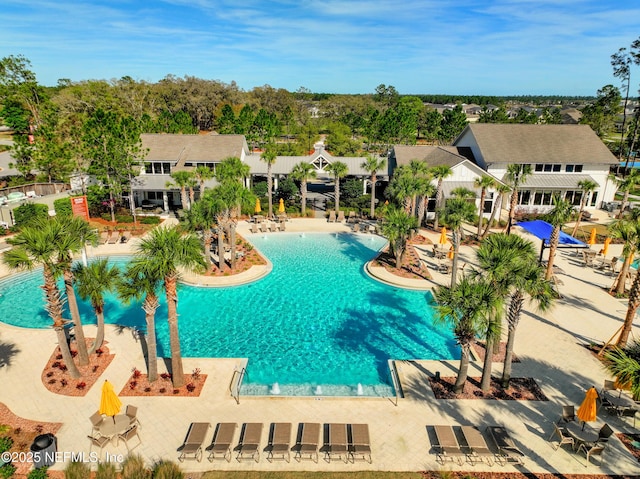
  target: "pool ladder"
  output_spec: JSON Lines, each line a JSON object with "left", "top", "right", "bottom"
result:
{"left": 229, "top": 359, "right": 248, "bottom": 404}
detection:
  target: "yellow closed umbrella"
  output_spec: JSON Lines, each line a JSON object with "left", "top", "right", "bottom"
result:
{"left": 438, "top": 227, "right": 448, "bottom": 245}
{"left": 278, "top": 198, "right": 285, "bottom": 213}
{"left": 602, "top": 237, "right": 611, "bottom": 257}
{"left": 576, "top": 387, "right": 598, "bottom": 429}
{"left": 588, "top": 228, "right": 597, "bottom": 246}
{"left": 254, "top": 198, "right": 261, "bottom": 214}
{"left": 99, "top": 380, "right": 122, "bottom": 419}
{"left": 447, "top": 247, "right": 455, "bottom": 260}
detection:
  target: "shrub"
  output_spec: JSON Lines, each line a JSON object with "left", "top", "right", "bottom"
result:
{"left": 191, "top": 368, "right": 201, "bottom": 381}
{"left": 0, "top": 436, "right": 13, "bottom": 453}
{"left": 60, "top": 379, "right": 67, "bottom": 387}
{"left": 27, "top": 467, "right": 49, "bottom": 479}
{"left": 160, "top": 373, "right": 171, "bottom": 381}
{"left": 131, "top": 367, "right": 142, "bottom": 379}
{"left": 120, "top": 454, "right": 150, "bottom": 479}
{"left": 95, "top": 462, "right": 117, "bottom": 479}
{"left": 13, "top": 203, "right": 48, "bottom": 226}
{"left": 139, "top": 216, "right": 161, "bottom": 225}
{"left": 185, "top": 383, "right": 196, "bottom": 393}
{"left": 53, "top": 198, "right": 73, "bottom": 218}
{"left": 151, "top": 460, "right": 184, "bottom": 479}
{"left": 75, "top": 382, "right": 86, "bottom": 390}
{"left": 129, "top": 381, "right": 137, "bottom": 390}
{"left": 64, "top": 461, "right": 90, "bottom": 479}
{"left": 0, "top": 464, "right": 16, "bottom": 479}
{"left": 0, "top": 227, "right": 6, "bottom": 236}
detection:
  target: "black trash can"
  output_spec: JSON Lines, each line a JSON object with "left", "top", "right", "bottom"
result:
{"left": 30, "top": 433, "right": 57, "bottom": 468}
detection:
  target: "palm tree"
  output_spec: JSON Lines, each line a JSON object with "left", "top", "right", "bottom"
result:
{"left": 439, "top": 198, "right": 476, "bottom": 287}
{"left": 72, "top": 258, "right": 120, "bottom": 354}
{"left": 385, "top": 166, "right": 416, "bottom": 213}
{"left": 475, "top": 233, "right": 554, "bottom": 388}
{"left": 183, "top": 196, "right": 220, "bottom": 268}
{"left": 617, "top": 219, "right": 640, "bottom": 348}
{"left": 381, "top": 207, "right": 418, "bottom": 269}
{"left": 193, "top": 165, "right": 215, "bottom": 197}
{"left": 216, "top": 156, "right": 250, "bottom": 185}
{"left": 326, "top": 161, "right": 349, "bottom": 215}
{"left": 481, "top": 184, "right": 511, "bottom": 239}
{"left": 416, "top": 178, "right": 436, "bottom": 228}
{"left": 430, "top": 165, "right": 452, "bottom": 230}
{"left": 53, "top": 216, "right": 98, "bottom": 366}
{"left": 260, "top": 144, "right": 278, "bottom": 218}
{"left": 118, "top": 260, "right": 163, "bottom": 382}
{"left": 361, "top": 155, "right": 387, "bottom": 219}
{"left": 544, "top": 197, "right": 575, "bottom": 280}
{"left": 134, "top": 225, "right": 206, "bottom": 387}
{"left": 407, "top": 160, "right": 430, "bottom": 216}
{"left": 433, "top": 276, "right": 503, "bottom": 394}
{"left": 474, "top": 175, "right": 497, "bottom": 238}
{"left": 609, "top": 216, "right": 640, "bottom": 295}
{"left": 505, "top": 164, "right": 532, "bottom": 234}
{"left": 4, "top": 219, "right": 82, "bottom": 378}
{"left": 167, "top": 171, "right": 193, "bottom": 211}
{"left": 604, "top": 341, "right": 640, "bottom": 400}
{"left": 611, "top": 169, "right": 640, "bottom": 219}
{"left": 290, "top": 161, "right": 317, "bottom": 216}
{"left": 571, "top": 179, "right": 598, "bottom": 237}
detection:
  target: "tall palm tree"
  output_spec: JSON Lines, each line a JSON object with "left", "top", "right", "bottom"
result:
{"left": 134, "top": 226, "right": 206, "bottom": 387}
{"left": 53, "top": 216, "right": 98, "bottom": 365}
{"left": 481, "top": 184, "right": 511, "bottom": 239}
{"left": 381, "top": 207, "right": 418, "bottom": 269}
{"left": 474, "top": 175, "right": 497, "bottom": 238}
{"left": 326, "top": 161, "right": 349, "bottom": 215}
{"left": 193, "top": 165, "right": 215, "bottom": 197}
{"left": 416, "top": 179, "right": 436, "bottom": 228}
{"left": 72, "top": 258, "right": 120, "bottom": 354}
{"left": 260, "top": 144, "right": 278, "bottom": 218}
{"left": 505, "top": 164, "right": 532, "bottom": 234}
{"left": 118, "top": 260, "right": 163, "bottom": 382}
{"left": 182, "top": 196, "right": 221, "bottom": 268}
{"left": 385, "top": 166, "right": 416, "bottom": 213}
{"left": 475, "top": 233, "right": 554, "bottom": 388}
{"left": 611, "top": 169, "right": 640, "bottom": 219}
{"left": 609, "top": 216, "right": 640, "bottom": 295}
{"left": 430, "top": 165, "right": 453, "bottom": 230}
{"left": 216, "top": 156, "right": 250, "bottom": 185}
{"left": 571, "top": 179, "right": 598, "bottom": 237}
{"left": 4, "top": 219, "right": 82, "bottom": 378}
{"left": 290, "top": 161, "right": 317, "bottom": 216}
{"left": 167, "top": 171, "right": 193, "bottom": 211}
{"left": 407, "top": 160, "right": 430, "bottom": 216}
{"left": 433, "top": 276, "right": 503, "bottom": 394}
{"left": 361, "top": 155, "right": 387, "bottom": 219}
{"left": 544, "top": 197, "right": 575, "bottom": 280}
{"left": 439, "top": 198, "right": 476, "bottom": 287}
{"left": 604, "top": 341, "right": 640, "bottom": 400}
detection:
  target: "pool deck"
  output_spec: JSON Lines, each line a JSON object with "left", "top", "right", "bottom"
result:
{"left": 1, "top": 217, "right": 639, "bottom": 474}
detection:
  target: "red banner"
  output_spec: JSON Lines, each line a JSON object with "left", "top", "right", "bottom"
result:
{"left": 71, "top": 196, "right": 90, "bottom": 221}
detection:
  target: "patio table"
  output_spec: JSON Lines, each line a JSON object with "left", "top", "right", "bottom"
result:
{"left": 99, "top": 414, "right": 130, "bottom": 441}
{"left": 604, "top": 389, "right": 637, "bottom": 411}
{"left": 565, "top": 421, "right": 599, "bottom": 450}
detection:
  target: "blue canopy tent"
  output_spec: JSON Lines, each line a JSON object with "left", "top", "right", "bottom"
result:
{"left": 517, "top": 220, "right": 588, "bottom": 262}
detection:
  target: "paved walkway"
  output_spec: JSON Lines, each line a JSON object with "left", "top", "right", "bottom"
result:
{"left": 0, "top": 218, "right": 639, "bottom": 474}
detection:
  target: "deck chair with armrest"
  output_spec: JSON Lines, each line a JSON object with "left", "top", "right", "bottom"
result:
{"left": 88, "top": 434, "right": 110, "bottom": 459}
{"left": 620, "top": 407, "right": 638, "bottom": 428}
{"left": 347, "top": 211, "right": 356, "bottom": 223}
{"left": 460, "top": 426, "right": 493, "bottom": 465}
{"left": 125, "top": 405, "right": 140, "bottom": 427}
{"left": 90, "top": 411, "right": 104, "bottom": 435}
{"left": 177, "top": 422, "right": 211, "bottom": 462}
{"left": 349, "top": 423, "right": 371, "bottom": 463}
{"left": 294, "top": 423, "right": 320, "bottom": 462}
{"left": 107, "top": 231, "right": 119, "bottom": 244}
{"left": 560, "top": 405, "right": 575, "bottom": 423}
{"left": 486, "top": 426, "right": 525, "bottom": 466}
{"left": 279, "top": 220, "right": 286, "bottom": 231}
{"left": 326, "top": 423, "right": 348, "bottom": 463}
{"left": 99, "top": 232, "right": 110, "bottom": 245}
{"left": 259, "top": 222, "right": 268, "bottom": 233}
{"left": 581, "top": 250, "right": 594, "bottom": 267}
{"left": 597, "top": 389, "right": 617, "bottom": 415}
{"left": 328, "top": 211, "right": 336, "bottom": 223}
{"left": 267, "top": 422, "right": 292, "bottom": 462}
{"left": 118, "top": 424, "right": 141, "bottom": 452}
{"left": 548, "top": 423, "right": 575, "bottom": 451}
{"left": 433, "top": 425, "right": 465, "bottom": 465}
{"left": 236, "top": 423, "right": 263, "bottom": 462}
{"left": 337, "top": 211, "right": 346, "bottom": 222}
{"left": 597, "top": 423, "right": 614, "bottom": 443}
{"left": 206, "top": 422, "right": 237, "bottom": 462}
{"left": 577, "top": 442, "right": 606, "bottom": 466}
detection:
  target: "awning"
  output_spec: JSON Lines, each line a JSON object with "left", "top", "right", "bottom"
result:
{"left": 517, "top": 220, "right": 587, "bottom": 248}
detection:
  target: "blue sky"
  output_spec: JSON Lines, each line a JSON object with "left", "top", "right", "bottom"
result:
{"left": 2, "top": 0, "right": 639, "bottom": 95}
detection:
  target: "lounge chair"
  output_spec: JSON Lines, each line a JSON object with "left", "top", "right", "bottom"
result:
{"left": 251, "top": 223, "right": 258, "bottom": 234}
{"left": 349, "top": 423, "right": 371, "bottom": 463}
{"left": 438, "top": 261, "right": 453, "bottom": 274}
{"left": 433, "top": 425, "right": 465, "bottom": 465}
{"left": 347, "top": 211, "right": 356, "bottom": 223}
{"left": 268, "top": 222, "right": 278, "bottom": 233}
{"left": 577, "top": 442, "right": 605, "bottom": 466}
{"left": 259, "top": 222, "right": 268, "bottom": 233}
{"left": 460, "top": 426, "right": 493, "bottom": 465}
{"left": 294, "top": 423, "right": 320, "bottom": 462}
{"left": 326, "top": 423, "right": 348, "bottom": 463}
{"left": 279, "top": 220, "right": 286, "bottom": 232}
{"left": 99, "top": 232, "right": 110, "bottom": 245}
{"left": 352, "top": 222, "right": 360, "bottom": 233}
{"left": 486, "top": 426, "right": 525, "bottom": 466}
{"left": 236, "top": 423, "right": 263, "bottom": 462}
{"left": 107, "top": 232, "right": 119, "bottom": 244}
{"left": 206, "top": 422, "right": 237, "bottom": 462}
{"left": 178, "top": 422, "right": 211, "bottom": 462}
{"left": 548, "top": 423, "right": 574, "bottom": 451}
{"left": 328, "top": 211, "right": 336, "bottom": 223}
{"left": 267, "top": 422, "right": 292, "bottom": 462}
{"left": 337, "top": 211, "right": 346, "bottom": 222}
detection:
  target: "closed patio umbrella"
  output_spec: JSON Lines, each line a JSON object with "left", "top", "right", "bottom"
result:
{"left": 588, "top": 228, "right": 597, "bottom": 246}
{"left": 576, "top": 386, "right": 598, "bottom": 429}
{"left": 602, "top": 237, "right": 611, "bottom": 257}
{"left": 439, "top": 227, "right": 448, "bottom": 245}
{"left": 99, "top": 380, "right": 122, "bottom": 421}
{"left": 447, "top": 246, "right": 454, "bottom": 260}
{"left": 254, "top": 198, "right": 261, "bottom": 214}
{"left": 278, "top": 198, "right": 285, "bottom": 213}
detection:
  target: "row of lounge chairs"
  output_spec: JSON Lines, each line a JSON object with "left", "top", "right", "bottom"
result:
{"left": 431, "top": 425, "right": 524, "bottom": 466}
{"left": 99, "top": 230, "right": 131, "bottom": 244}
{"left": 251, "top": 221, "right": 286, "bottom": 233}
{"left": 177, "top": 422, "right": 371, "bottom": 464}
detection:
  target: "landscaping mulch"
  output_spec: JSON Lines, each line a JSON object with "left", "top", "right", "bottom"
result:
{"left": 371, "top": 234, "right": 433, "bottom": 280}
{"left": 41, "top": 340, "right": 115, "bottom": 396}
{"left": 617, "top": 432, "right": 640, "bottom": 463}
{"left": 421, "top": 472, "right": 638, "bottom": 479}
{"left": 429, "top": 376, "right": 548, "bottom": 401}
{"left": 203, "top": 234, "right": 267, "bottom": 277}
{"left": 473, "top": 341, "right": 520, "bottom": 363}
{"left": 118, "top": 369, "right": 207, "bottom": 397}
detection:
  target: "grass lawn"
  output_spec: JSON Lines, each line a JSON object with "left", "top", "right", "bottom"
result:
{"left": 202, "top": 473, "right": 424, "bottom": 479}
{"left": 566, "top": 223, "right": 611, "bottom": 243}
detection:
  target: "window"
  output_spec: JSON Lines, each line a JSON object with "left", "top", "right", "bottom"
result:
{"left": 565, "top": 164, "right": 584, "bottom": 173}
{"left": 537, "top": 164, "right": 562, "bottom": 172}
{"left": 518, "top": 190, "right": 531, "bottom": 205}
{"left": 144, "top": 162, "right": 172, "bottom": 175}
{"left": 535, "top": 164, "right": 544, "bottom": 172}
{"left": 147, "top": 191, "right": 163, "bottom": 201}
{"left": 590, "top": 191, "right": 598, "bottom": 207}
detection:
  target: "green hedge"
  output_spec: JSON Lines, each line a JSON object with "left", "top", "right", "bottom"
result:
{"left": 139, "top": 216, "right": 161, "bottom": 224}
{"left": 13, "top": 203, "right": 49, "bottom": 226}
{"left": 53, "top": 197, "right": 73, "bottom": 218}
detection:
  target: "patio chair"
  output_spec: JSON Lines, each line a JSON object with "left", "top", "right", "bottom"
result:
{"left": 267, "top": 422, "right": 292, "bottom": 462}
{"left": 486, "top": 426, "right": 525, "bottom": 466}
{"left": 294, "top": 423, "right": 320, "bottom": 462}
{"left": 438, "top": 261, "right": 453, "bottom": 274}
{"left": 433, "top": 425, "right": 465, "bottom": 465}
{"left": 349, "top": 423, "right": 371, "bottom": 463}
{"left": 328, "top": 211, "right": 336, "bottom": 222}
{"left": 597, "top": 423, "right": 614, "bottom": 443}
{"left": 125, "top": 405, "right": 140, "bottom": 427}
{"left": 236, "top": 423, "right": 263, "bottom": 462}
{"left": 581, "top": 250, "right": 594, "bottom": 267}
{"left": 87, "top": 434, "right": 110, "bottom": 458}
{"left": 603, "top": 380, "right": 616, "bottom": 392}
{"left": 560, "top": 405, "right": 575, "bottom": 423}
{"left": 325, "top": 423, "right": 349, "bottom": 463}
{"left": 548, "top": 423, "right": 574, "bottom": 451}
{"left": 577, "top": 442, "right": 605, "bottom": 466}
{"left": 597, "top": 389, "right": 616, "bottom": 415}
{"left": 177, "top": 422, "right": 211, "bottom": 462}
{"left": 118, "top": 424, "right": 141, "bottom": 452}
{"left": 90, "top": 411, "right": 104, "bottom": 434}
{"left": 337, "top": 211, "right": 346, "bottom": 222}
{"left": 460, "top": 426, "right": 493, "bottom": 465}
{"left": 206, "top": 422, "right": 237, "bottom": 462}
{"left": 620, "top": 407, "right": 638, "bottom": 428}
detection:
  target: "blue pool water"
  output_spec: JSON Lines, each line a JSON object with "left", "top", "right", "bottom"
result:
{"left": 0, "top": 233, "right": 457, "bottom": 396}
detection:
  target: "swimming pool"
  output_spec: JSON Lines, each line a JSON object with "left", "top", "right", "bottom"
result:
{"left": 0, "top": 232, "right": 458, "bottom": 396}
